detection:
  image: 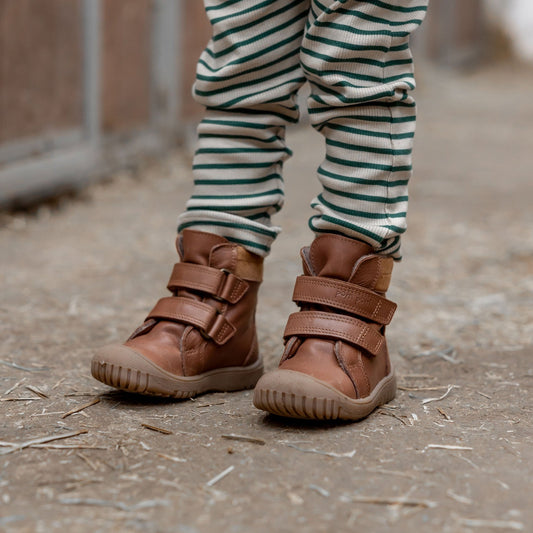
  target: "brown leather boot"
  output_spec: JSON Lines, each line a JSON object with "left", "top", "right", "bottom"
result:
{"left": 253, "top": 234, "right": 397, "bottom": 420}
{"left": 91, "top": 230, "right": 264, "bottom": 397}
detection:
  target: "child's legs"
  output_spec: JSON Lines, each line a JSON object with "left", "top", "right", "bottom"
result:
{"left": 177, "top": 0, "right": 311, "bottom": 257}
{"left": 302, "top": 0, "right": 428, "bottom": 259}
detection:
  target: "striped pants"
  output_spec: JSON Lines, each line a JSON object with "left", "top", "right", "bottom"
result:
{"left": 177, "top": 0, "right": 428, "bottom": 259}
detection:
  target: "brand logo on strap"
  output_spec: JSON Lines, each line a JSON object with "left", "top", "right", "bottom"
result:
{"left": 335, "top": 289, "right": 352, "bottom": 300}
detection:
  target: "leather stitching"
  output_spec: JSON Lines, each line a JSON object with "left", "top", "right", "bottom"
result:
{"left": 284, "top": 312, "right": 383, "bottom": 355}
{"left": 293, "top": 276, "right": 396, "bottom": 324}
{"left": 148, "top": 297, "right": 236, "bottom": 345}
{"left": 334, "top": 342, "right": 359, "bottom": 398}
{"left": 168, "top": 263, "right": 247, "bottom": 303}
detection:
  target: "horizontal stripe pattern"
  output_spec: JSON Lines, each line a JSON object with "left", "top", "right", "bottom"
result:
{"left": 303, "top": 0, "right": 426, "bottom": 258}
{"left": 179, "top": 0, "right": 309, "bottom": 255}
{"left": 178, "top": 0, "right": 427, "bottom": 258}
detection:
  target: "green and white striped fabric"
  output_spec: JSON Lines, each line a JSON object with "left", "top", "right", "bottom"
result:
{"left": 177, "top": 0, "right": 428, "bottom": 258}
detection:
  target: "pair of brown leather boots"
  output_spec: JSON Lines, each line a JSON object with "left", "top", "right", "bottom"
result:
{"left": 91, "top": 230, "right": 397, "bottom": 420}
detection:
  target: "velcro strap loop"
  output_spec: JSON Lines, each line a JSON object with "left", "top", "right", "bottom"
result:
{"left": 283, "top": 311, "right": 384, "bottom": 356}
{"left": 167, "top": 263, "right": 248, "bottom": 304}
{"left": 292, "top": 276, "right": 396, "bottom": 325}
{"left": 147, "top": 297, "right": 236, "bottom": 345}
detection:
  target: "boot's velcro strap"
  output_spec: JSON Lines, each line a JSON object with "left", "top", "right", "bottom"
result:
{"left": 283, "top": 311, "right": 384, "bottom": 356}
{"left": 147, "top": 297, "right": 236, "bottom": 345}
{"left": 292, "top": 276, "right": 396, "bottom": 325}
{"left": 167, "top": 263, "right": 248, "bottom": 304}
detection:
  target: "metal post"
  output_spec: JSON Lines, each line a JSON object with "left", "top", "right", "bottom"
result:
{"left": 151, "top": 0, "right": 180, "bottom": 137}
{"left": 82, "top": 0, "right": 101, "bottom": 144}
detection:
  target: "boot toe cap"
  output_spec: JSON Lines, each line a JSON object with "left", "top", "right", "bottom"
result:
{"left": 253, "top": 368, "right": 396, "bottom": 421}
{"left": 253, "top": 369, "right": 346, "bottom": 419}
{"left": 91, "top": 344, "right": 159, "bottom": 393}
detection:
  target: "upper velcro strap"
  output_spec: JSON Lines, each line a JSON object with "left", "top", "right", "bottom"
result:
{"left": 292, "top": 276, "right": 396, "bottom": 325}
{"left": 147, "top": 297, "right": 236, "bottom": 345}
{"left": 283, "top": 311, "right": 385, "bottom": 356}
{"left": 167, "top": 263, "right": 248, "bottom": 304}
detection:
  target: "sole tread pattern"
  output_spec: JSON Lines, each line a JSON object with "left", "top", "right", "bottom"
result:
{"left": 91, "top": 358, "right": 262, "bottom": 399}
{"left": 253, "top": 370, "right": 396, "bottom": 421}
{"left": 91, "top": 361, "right": 198, "bottom": 399}
{"left": 254, "top": 389, "right": 342, "bottom": 420}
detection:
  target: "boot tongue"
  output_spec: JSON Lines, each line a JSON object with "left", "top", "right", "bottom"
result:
{"left": 306, "top": 234, "right": 372, "bottom": 281}
{"left": 179, "top": 230, "right": 229, "bottom": 265}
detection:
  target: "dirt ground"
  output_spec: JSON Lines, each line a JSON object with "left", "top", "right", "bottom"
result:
{"left": 1, "top": 63, "right": 532, "bottom": 533}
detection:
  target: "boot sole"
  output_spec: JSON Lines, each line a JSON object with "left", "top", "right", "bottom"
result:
{"left": 91, "top": 345, "right": 263, "bottom": 398}
{"left": 253, "top": 369, "right": 396, "bottom": 421}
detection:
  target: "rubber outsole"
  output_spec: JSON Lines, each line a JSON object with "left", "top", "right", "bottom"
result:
{"left": 91, "top": 344, "right": 263, "bottom": 398}
{"left": 253, "top": 369, "right": 396, "bottom": 421}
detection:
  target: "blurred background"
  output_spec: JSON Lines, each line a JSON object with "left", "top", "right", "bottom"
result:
{"left": 0, "top": 0, "right": 532, "bottom": 209}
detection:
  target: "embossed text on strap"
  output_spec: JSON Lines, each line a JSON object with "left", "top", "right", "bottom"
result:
{"left": 292, "top": 276, "right": 396, "bottom": 325}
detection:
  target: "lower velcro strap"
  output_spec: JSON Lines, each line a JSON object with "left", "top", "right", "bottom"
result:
{"left": 147, "top": 297, "right": 236, "bottom": 345}
{"left": 283, "top": 311, "right": 384, "bottom": 356}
